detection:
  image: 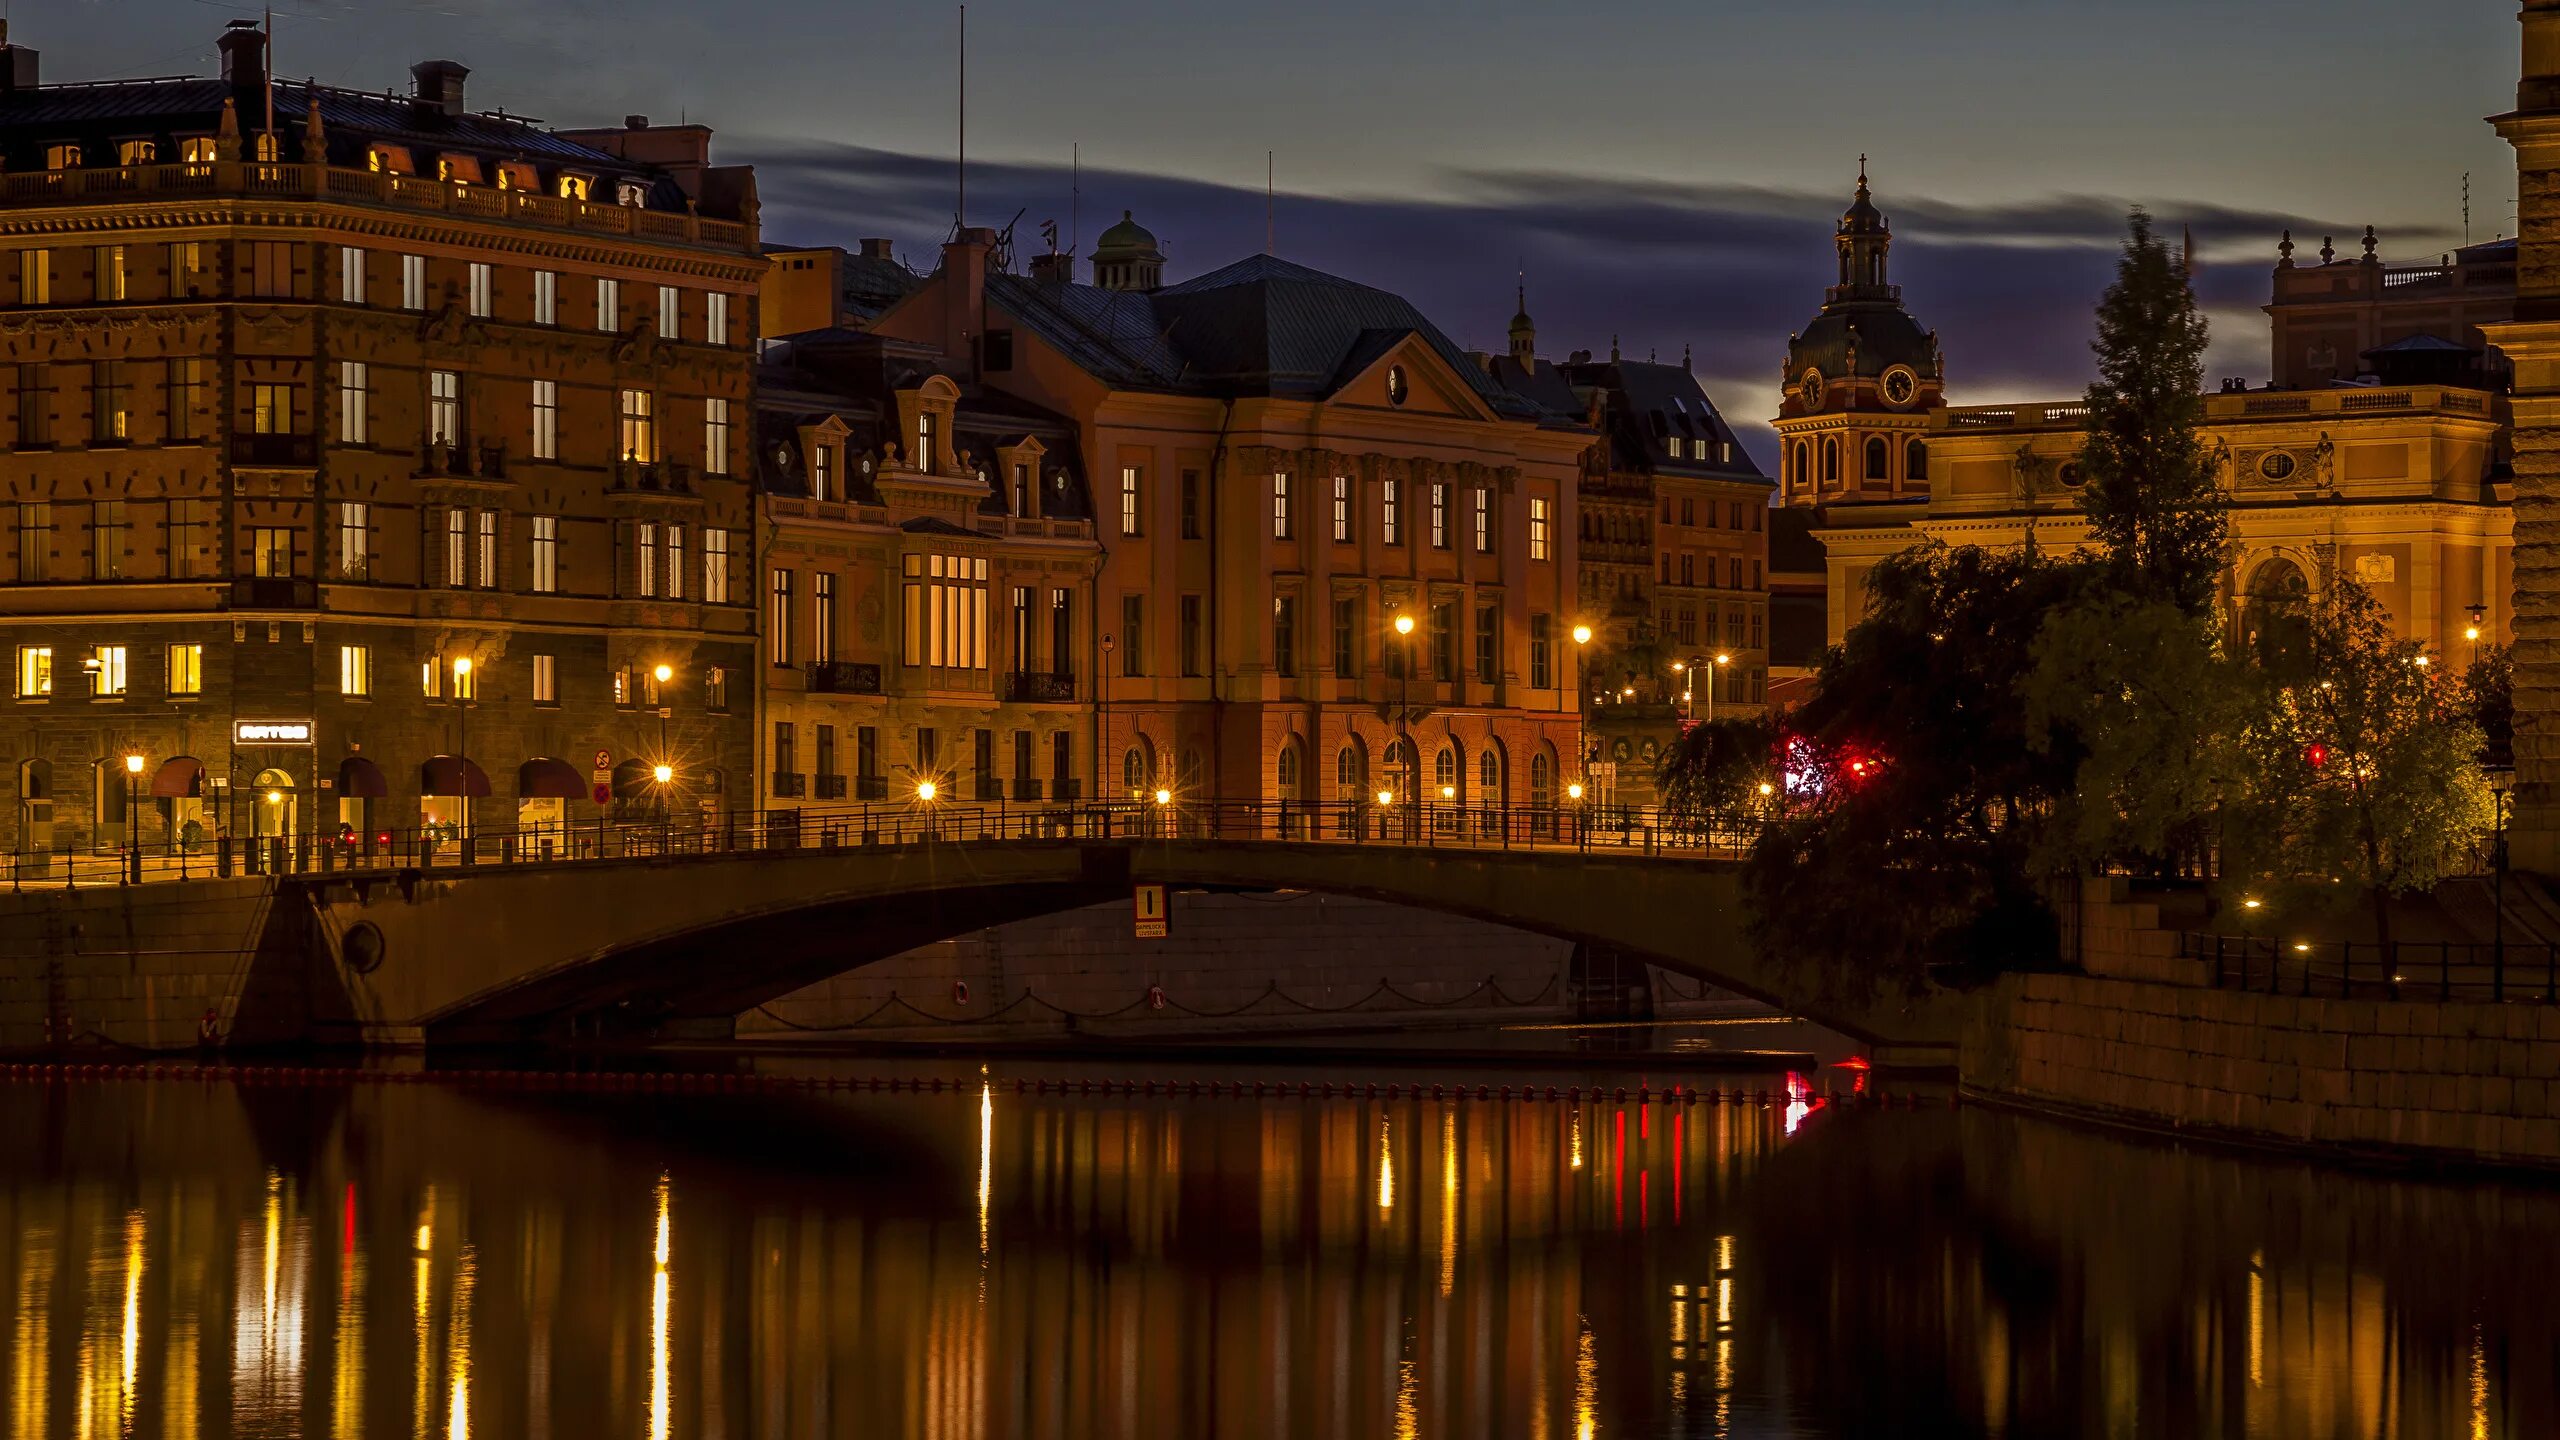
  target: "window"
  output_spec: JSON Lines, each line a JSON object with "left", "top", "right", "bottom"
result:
{"left": 339, "top": 644, "right": 370, "bottom": 697}
{"left": 1120, "top": 466, "right": 1142, "bottom": 536}
{"left": 1429, "top": 483, "right": 1448, "bottom": 549}
{"left": 706, "top": 666, "right": 728, "bottom": 711}
{"left": 703, "top": 398, "right": 731, "bottom": 476}
{"left": 1273, "top": 594, "right": 1298, "bottom": 678}
{"left": 637, "top": 522, "right": 658, "bottom": 598}
{"left": 254, "top": 133, "right": 280, "bottom": 164}
{"left": 1271, "top": 472, "right": 1292, "bottom": 539}
{"left": 532, "top": 653, "right": 556, "bottom": 704}
{"left": 337, "top": 502, "right": 369, "bottom": 579}
{"left": 531, "top": 380, "right": 558, "bottom": 460}
{"left": 618, "top": 389, "right": 654, "bottom": 462}
{"left": 1049, "top": 590, "right": 1074, "bottom": 678}
{"left": 468, "top": 262, "right": 493, "bottom": 318}
{"left": 1332, "top": 596, "right": 1359, "bottom": 680}
{"left": 667, "top": 526, "right": 685, "bottom": 601}
{"left": 533, "top": 270, "right": 558, "bottom": 326}
{"left": 1179, "top": 594, "right": 1203, "bottom": 677}
{"left": 707, "top": 292, "right": 730, "bottom": 345}
{"left": 769, "top": 568, "right": 794, "bottom": 665}
{"left": 118, "top": 139, "right": 156, "bottom": 166}
{"left": 1474, "top": 602, "right": 1498, "bottom": 683}
{"left": 91, "top": 645, "right": 127, "bottom": 697}
{"left": 657, "top": 284, "right": 680, "bottom": 338}
{"left": 914, "top": 410, "right": 938, "bottom": 472}
{"left": 15, "top": 645, "right": 51, "bottom": 697}
{"left": 1430, "top": 601, "right": 1455, "bottom": 681}
{"left": 1179, "top": 471, "right": 1202, "bottom": 540}
{"left": 813, "top": 572, "right": 836, "bottom": 660}
{"left": 166, "top": 360, "right": 203, "bottom": 442}
{"left": 704, "top": 530, "right": 730, "bottom": 604}
{"left": 427, "top": 370, "right": 461, "bottom": 447}
{"left": 15, "top": 364, "right": 49, "bottom": 447}
{"left": 1473, "top": 489, "right": 1492, "bottom": 553}
{"left": 250, "top": 382, "right": 295, "bottom": 436}
{"left": 94, "top": 245, "right": 126, "bottom": 302}
{"left": 530, "top": 516, "right": 558, "bottom": 594}
{"left": 1120, "top": 594, "right": 1145, "bottom": 676}
{"left": 424, "top": 656, "right": 443, "bottom": 700}
{"left": 476, "top": 511, "right": 496, "bottom": 589}
{"left": 810, "top": 443, "right": 837, "bottom": 503}
{"left": 18, "top": 248, "right": 49, "bottom": 305}
{"left": 1332, "top": 476, "right": 1353, "bottom": 543}
{"left": 900, "top": 554, "right": 989, "bottom": 669}
{"left": 337, "top": 361, "right": 369, "bottom": 445}
{"left": 1010, "top": 587, "right": 1035, "bottom": 673}
{"left": 773, "top": 723, "right": 797, "bottom": 783}
{"left": 91, "top": 361, "right": 129, "bottom": 443}
{"left": 595, "top": 277, "right": 620, "bottom": 331}
{"left": 1382, "top": 481, "right": 1401, "bottom": 546}
{"left": 179, "top": 138, "right": 217, "bottom": 166}
{"left": 252, "top": 527, "right": 295, "bottom": 579}
{"left": 167, "top": 500, "right": 209, "bottom": 578}
{"left": 609, "top": 665, "right": 626, "bottom": 706}
{"left": 338, "top": 246, "right": 366, "bottom": 304}
{"left": 44, "top": 143, "right": 78, "bottom": 169}
{"left": 248, "top": 242, "right": 296, "bottom": 296}
{"left": 1529, "top": 614, "right": 1553, "bottom": 689}
{"left": 1529, "top": 497, "right": 1551, "bottom": 561}
{"left": 400, "top": 254, "right": 426, "bottom": 310}
{"left": 167, "top": 643, "right": 201, "bottom": 697}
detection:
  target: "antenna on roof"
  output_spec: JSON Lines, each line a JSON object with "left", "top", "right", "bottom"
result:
{"left": 955, "top": 3, "right": 966, "bottom": 228}
{"left": 262, "top": 7, "right": 276, "bottom": 146}
{"left": 1266, "top": 151, "right": 1275, "bottom": 256}
{"left": 1071, "top": 142, "right": 1080, "bottom": 254}
{"left": 2465, "top": 171, "right": 2473, "bottom": 247}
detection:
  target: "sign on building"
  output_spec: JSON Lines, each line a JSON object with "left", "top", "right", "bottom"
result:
{"left": 1133, "top": 883, "right": 1170, "bottom": 939}
{"left": 233, "top": 720, "right": 315, "bottom": 746}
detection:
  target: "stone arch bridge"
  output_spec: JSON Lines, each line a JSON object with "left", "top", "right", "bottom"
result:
{"left": 281, "top": 835, "right": 1961, "bottom": 1052}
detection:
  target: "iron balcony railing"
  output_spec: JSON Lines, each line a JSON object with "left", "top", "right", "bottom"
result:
{"left": 1002, "top": 671, "right": 1078, "bottom": 703}
{"left": 806, "top": 661, "right": 883, "bottom": 695}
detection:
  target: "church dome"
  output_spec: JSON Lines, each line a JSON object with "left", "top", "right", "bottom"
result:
{"left": 1789, "top": 306, "right": 1936, "bottom": 381}
{"left": 1094, "top": 210, "right": 1162, "bottom": 260}
{"left": 1781, "top": 165, "right": 1942, "bottom": 411}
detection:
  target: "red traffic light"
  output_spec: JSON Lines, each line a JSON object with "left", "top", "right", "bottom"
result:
{"left": 2304, "top": 742, "right": 2330, "bottom": 771}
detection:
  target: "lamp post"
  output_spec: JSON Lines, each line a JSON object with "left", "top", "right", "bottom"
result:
{"left": 122, "top": 752, "right": 144, "bottom": 884}
{"left": 2491, "top": 767, "right": 2515, "bottom": 1001}
{"left": 453, "top": 656, "right": 475, "bottom": 840}
{"left": 652, "top": 663, "right": 676, "bottom": 812}
{"left": 1099, "top": 633, "right": 1115, "bottom": 809}
{"left": 2467, "top": 602, "right": 2488, "bottom": 661}
{"left": 1570, "top": 623, "right": 1593, "bottom": 804}
{"left": 1393, "top": 613, "right": 1416, "bottom": 814}
{"left": 1673, "top": 659, "right": 1691, "bottom": 723}
{"left": 1706, "top": 652, "right": 1731, "bottom": 727}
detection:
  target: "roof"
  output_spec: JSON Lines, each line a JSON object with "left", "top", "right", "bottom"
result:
{"left": 1559, "top": 358, "right": 1771, "bottom": 485}
{"left": 1767, "top": 505, "right": 1827, "bottom": 574}
{"left": 983, "top": 253, "right": 1559, "bottom": 422}
{"left": 2364, "top": 333, "right": 2479, "bottom": 357}
{"left": 1483, "top": 353, "right": 1585, "bottom": 423}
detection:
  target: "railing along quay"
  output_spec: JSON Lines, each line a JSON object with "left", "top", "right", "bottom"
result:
{"left": 2182, "top": 932, "right": 2560, "bottom": 1005}
{"left": 7, "top": 800, "right": 1770, "bottom": 890}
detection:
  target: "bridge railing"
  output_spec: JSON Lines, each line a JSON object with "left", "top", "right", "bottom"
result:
{"left": 2182, "top": 932, "right": 2560, "bottom": 1004}
{"left": 7, "top": 800, "right": 1770, "bottom": 889}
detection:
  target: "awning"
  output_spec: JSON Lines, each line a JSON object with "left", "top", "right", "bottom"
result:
{"left": 336, "top": 755, "right": 388, "bottom": 799}
{"left": 517, "top": 757, "right": 586, "bottom": 800}
{"left": 418, "top": 755, "right": 492, "bottom": 798}
{"left": 149, "top": 756, "right": 204, "bottom": 799}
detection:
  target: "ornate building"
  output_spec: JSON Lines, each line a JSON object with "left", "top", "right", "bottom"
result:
{"left": 0, "top": 21, "right": 763, "bottom": 860}
{"left": 1772, "top": 165, "right": 1942, "bottom": 508}
{"left": 868, "top": 223, "right": 1593, "bottom": 816}
{"left": 751, "top": 328, "right": 1102, "bottom": 811}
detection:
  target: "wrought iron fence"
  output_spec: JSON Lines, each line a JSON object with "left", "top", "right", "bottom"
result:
{"left": 2182, "top": 932, "right": 2560, "bottom": 1004}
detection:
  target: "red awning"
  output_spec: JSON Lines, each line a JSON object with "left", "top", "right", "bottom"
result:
{"left": 517, "top": 757, "right": 586, "bottom": 800}
{"left": 336, "top": 755, "right": 388, "bottom": 799}
{"left": 149, "top": 756, "right": 203, "bottom": 798}
{"left": 418, "top": 755, "right": 491, "bottom": 798}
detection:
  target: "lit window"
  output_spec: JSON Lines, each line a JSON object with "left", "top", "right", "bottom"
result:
{"left": 1473, "top": 488, "right": 1491, "bottom": 553}
{"left": 428, "top": 371, "right": 460, "bottom": 446}
{"left": 706, "top": 292, "right": 730, "bottom": 345}
{"left": 19, "top": 248, "right": 49, "bottom": 306}
{"left": 421, "top": 657, "right": 440, "bottom": 699}
{"left": 533, "top": 270, "right": 558, "bottom": 326}
{"left": 618, "top": 388, "right": 654, "bottom": 462}
{"left": 1529, "top": 497, "right": 1551, "bottom": 561}
{"left": 44, "top": 144, "right": 80, "bottom": 170}
{"left": 704, "top": 398, "right": 730, "bottom": 476}
{"left": 530, "top": 515, "right": 558, "bottom": 594}
{"left": 166, "top": 643, "right": 202, "bottom": 696}
{"left": 15, "top": 645, "right": 51, "bottom": 697}
{"left": 532, "top": 653, "right": 557, "bottom": 704}
{"left": 1332, "top": 476, "right": 1352, "bottom": 543}
{"left": 667, "top": 526, "right": 685, "bottom": 601}
{"left": 117, "top": 139, "right": 156, "bottom": 167}
{"left": 400, "top": 254, "right": 426, "bottom": 311}
{"left": 900, "top": 553, "right": 991, "bottom": 670}
{"left": 658, "top": 284, "right": 680, "bottom": 339}
{"left": 1382, "top": 481, "right": 1401, "bottom": 546}
{"left": 476, "top": 511, "right": 496, "bottom": 589}
{"left": 916, "top": 411, "right": 937, "bottom": 472}
{"left": 595, "top": 277, "right": 620, "bottom": 332}
{"left": 769, "top": 567, "right": 794, "bottom": 665}
{"left": 703, "top": 530, "right": 730, "bottom": 604}
{"left": 1429, "top": 482, "right": 1448, "bottom": 549}
{"left": 337, "top": 501, "right": 369, "bottom": 579}
{"left": 251, "top": 527, "right": 295, "bottom": 578}
{"left": 251, "top": 383, "right": 295, "bottom": 435}
{"left": 179, "top": 138, "right": 217, "bottom": 166}
{"left": 1119, "top": 466, "right": 1141, "bottom": 536}
{"left": 637, "top": 522, "right": 658, "bottom": 599}
{"left": 1272, "top": 472, "right": 1292, "bottom": 539}
{"left": 558, "top": 174, "right": 591, "bottom": 200}
{"left": 530, "top": 379, "right": 558, "bottom": 460}
{"left": 91, "top": 645, "right": 127, "bottom": 697}
{"left": 338, "top": 361, "right": 369, "bottom": 445}
{"left": 444, "top": 512, "right": 465, "bottom": 587}
{"left": 467, "top": 262, "right": 492, "bottom": 318}
{"left": 339, "top": 644, "right": 370, "bottom": 697}
{"left": 93, "top": 245, "right": 126, "bottom": 302}
{"left": 338, "top": 246, "right": 366, "bottom": 304}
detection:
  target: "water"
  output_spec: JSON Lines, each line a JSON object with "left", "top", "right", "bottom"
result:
{"left": 1, "top": 1052, "right": 2554, "bottom": 1438}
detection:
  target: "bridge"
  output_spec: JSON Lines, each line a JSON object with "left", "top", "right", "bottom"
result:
{"left": 0, "top": 801, "right": 1965, "bottom": 1056}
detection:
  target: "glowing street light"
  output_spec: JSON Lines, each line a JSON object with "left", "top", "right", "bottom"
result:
{"left": 1153, "top": 787, "right": 1172, "bottom": 807}
{"left": 1375, "top": 789, "right": 1395, "bottom": 808}
{"left": 652, "top": 764, "right": 674, "bottom": 785}
{"left": 1393, "top": 614, "right": 1415, "bottom": 637}
{"left": 1567, "top": 782, "right": 1585, "bottom": 802}
{"left": 915, "top": 779, "right": 938, "bottom": 803}
{"left": 1570, "top": 624, "right": 1593, "bottom": 646}
{"left": 653, "top": 663, "right": 673, "bottom": 684}
{"left": 123, "top": 753, "right": 145, "bottom": 776}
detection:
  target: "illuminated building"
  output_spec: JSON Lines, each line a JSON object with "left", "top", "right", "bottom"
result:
{"left": 0, "top": 20, "right": 761, "bottom": 857}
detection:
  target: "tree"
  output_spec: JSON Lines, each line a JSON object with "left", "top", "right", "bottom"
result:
{"left": 2460, "top": 643, "right": 2514, "bottom": 769}
{"left": 2078, "top": 210, "right": 2227, "bottom": 616}
{"left": 1656, "top": 714, "right": 1782, "bottom": 829}
{"left": 2223, "top": 580, "right": 2493, "bottom": 946}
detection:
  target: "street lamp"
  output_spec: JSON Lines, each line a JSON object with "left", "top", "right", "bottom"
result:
{"left": 651, "top": 663, "right": 677, "bottom": 787}
{"left": 1569, "top": 624, "right": 1594, "bottom": 800}
{"left": 2490, "top": 767, "right": 2515, "bottom": 1000}
{"left": 652, "top": 763, "right": 674, "bottom": 785}
{"left": 452, "top": 656, "right": 476, "bottom": 839}
{"left": 1707, "top": 652, "right": 1732, "bottom": 726}
{"left": 916, "top": 779, "right": 939, "bottom": 803}
{"left": 1392, "top": 613, "right": 1417, "bottom": 806}
{"left": 2467, "top": 602, "right": 2487, "bottom": 651}
{"left": 122, "top": 752, "right": 144, "bottom": 882}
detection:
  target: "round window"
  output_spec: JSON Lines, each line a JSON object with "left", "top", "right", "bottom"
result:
{"left": 1386, "top": 365, "right": 1410, "bottom": 406}
{"left": 2259, "top": 451, "right": 2297, "bottom": 482}
{"left": 2058, "top": 462, "right": 2084, "bottom": 488}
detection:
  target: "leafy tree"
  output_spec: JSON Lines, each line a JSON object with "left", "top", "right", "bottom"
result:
{"left": 1655, "top": 714, "right": 1782, "bottom": 829}
{"left": 2223, "top": 580, "right": 2493, "bottom": 946}
{"left": 2078, "top": 210, "right": 2227, "bottom": 615}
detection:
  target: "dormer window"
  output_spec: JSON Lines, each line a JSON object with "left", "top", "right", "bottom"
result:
{"left": 616, "top": 180, "right": 648, "bottom": 207}
{"left": 916, "top": 413, "right": 938, "bottom": 473}
{"left": 116, "top": 140, "right": 157, "bottom": 167}
{"left": 45, "top": 144, "right": 81, "bottom": 170}
{"left": 436, "top": 155, "right": 483, "bottom": 186}
{"left": 496, "top": 162, "right": 537, "bottom": 192}
{"left": 179, "top": 137, "right": 218, "bottom": 166}
{"left": 367, "top": 145, "right": 413, "bottom": 175}
{"left": 253, "top": 133, "right": 281, "bottom": 163}
{"left": 812, "top": 444, "right": 835, "bottom": 503}
{"left": 558, "top": 174, "right": 592, "bottom": 201}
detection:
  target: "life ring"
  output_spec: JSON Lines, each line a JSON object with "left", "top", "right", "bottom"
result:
{"left": 1147, "top": 984, "right": 1167, "bottom": 1011}
{"left": 951, "top": 980, "right": 970, "bottom": 1006}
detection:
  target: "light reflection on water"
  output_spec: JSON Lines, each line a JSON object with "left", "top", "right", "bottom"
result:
{"left": 0, "top": 1065, "right": 2552, "bottom": 1437}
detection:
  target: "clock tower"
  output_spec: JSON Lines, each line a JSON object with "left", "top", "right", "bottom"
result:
{"left": 1773, "top": 162, "right": 1944, "bottom": 507}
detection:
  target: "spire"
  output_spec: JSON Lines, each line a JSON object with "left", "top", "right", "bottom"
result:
{"left": 1834, "top": 158, "right": 1892, "bottom": 297}
{"left": 1683, "top": 341, "right": 1692, "bottom": 372}
{"left": 1508, "top": 275, "right": 1535, "bottom": 366}
{"left": 1610, "top": 333, "right": 1620, "bottom": 363}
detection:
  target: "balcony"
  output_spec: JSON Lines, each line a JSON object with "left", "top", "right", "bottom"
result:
{"left": 1013, "top": 778, "right": 1044, "bottom": 801}
{"left": 770, "top": 771, "right": 806, "bottom": 798}
{"left": 613, "top": 457, "right": 695, "bottom": 495}
{"left": 417, "top": 440, "right": 510, "bottom": 481}
{"left": 1053, "top": 778, "right": 1082, "bottom": 801}
{"left": 231, "top": 433, "right": 316, "bottom": 467}
{"left": 807, "top": 661, "right": 883, "bottom": 695}
{"left": 1002, "top": 671, "right": 1078, "bottom": 704}
{"left": 972, "top": 777, "right": 1005, "bottom": 802}
{"left": 228, "top": 577, "right": 317, "bottom": 609}
{"left": 815, "top": 774, "right": 847, "bottom": 800}
{"left": 854, "top": 775, "right": 889, "bottom": 801}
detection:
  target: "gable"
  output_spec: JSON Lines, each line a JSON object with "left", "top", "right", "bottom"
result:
{"left": 1326, "top": 333, "right": 1498, "bottom": 422}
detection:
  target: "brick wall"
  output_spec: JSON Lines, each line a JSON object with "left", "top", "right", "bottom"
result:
{"left": 1965, "top": 971, "right": 2560, "bottom": 1171}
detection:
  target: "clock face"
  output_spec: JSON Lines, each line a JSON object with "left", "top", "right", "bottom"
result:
{"left": 1882, "top": 368, "right": 1917, "bottom": 406}
{"left": 1797, "top": 371, "right": 1824, "bottom": 411}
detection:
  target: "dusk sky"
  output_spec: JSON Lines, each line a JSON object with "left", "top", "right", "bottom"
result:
{"left": 35, "top": 0, "right": 2522, "bottom": 460}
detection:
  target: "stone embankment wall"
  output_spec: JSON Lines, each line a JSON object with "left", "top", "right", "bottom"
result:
{"left": 740, "top": 891, "right": 1632, "bottom": 1038}
{"left": 0, "top": 877, "right": 306, "bottom": 1050}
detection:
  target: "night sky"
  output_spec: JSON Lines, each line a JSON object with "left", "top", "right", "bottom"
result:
{"left": 33, "top": 0, "right": 2523, "bottom": 460}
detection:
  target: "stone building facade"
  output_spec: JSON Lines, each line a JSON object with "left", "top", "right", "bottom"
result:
{"left": 0, "top": 22, "right": 762, "bottom": 859}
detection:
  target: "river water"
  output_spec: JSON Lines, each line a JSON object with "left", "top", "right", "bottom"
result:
{"left": 0, "top": 1048, "right": 2553, "bottom": 1438}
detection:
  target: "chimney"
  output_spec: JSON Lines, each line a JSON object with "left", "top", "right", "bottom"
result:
{"left": 1028, "top": 252, "right": 1074, "bottom": 283}
{"left": 0, "top": 21, "right": 35, "bottom": 95}
{"left": 217, "top": 19, "right": 265, "bottom": 93}
{"left": 942, "top": 226, "right": 999, "bottom": 368}
{"left": 859, "top": 237, "right": 895, "bottom": 261}
{"left": 410, "top": 58, "right": 469, "bottom": 119}
{"left": 624, "top": 114, "right": 649, "bottom": 129}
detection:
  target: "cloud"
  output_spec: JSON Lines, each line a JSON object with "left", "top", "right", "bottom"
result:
{"left": 741, "top": 141, "right": 2458, "bottom": 465}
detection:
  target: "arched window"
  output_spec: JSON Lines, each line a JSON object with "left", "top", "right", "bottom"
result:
{"left": 1434, "top": 746, "right": 1457, "bottom": 794}
{"left": 1276, "top": 740, "right": 1301, "bottom": 799}
{"left": 1177, "top": 747, "right": 1205, "bottom": 799}
{"left": 1822, "top": 439, "right": 1839, "bottom": 484}
{"left": 2243, "top": 557, "right": 2311, "bottom": 670}
{"left": 1906, "top": 439, "right": 1927, "bottom": 484}
{"left": 1529, "top": 749, "right": 1554, "bottom": 809}
{"left": 1479, "top": 743, "right": 1506, "bottom": 806}
{"left": 1865, "top": 437, "right": 1889, "bottom": 481}
{"left": 1335, "top": 738, "right": 1367, "bottom": 801}
{"left": 1123, "top": 742, "right": 1154, "bottom": 797}
{"left": 1792, "top": 442, "right": 1808, "bottom": 489}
